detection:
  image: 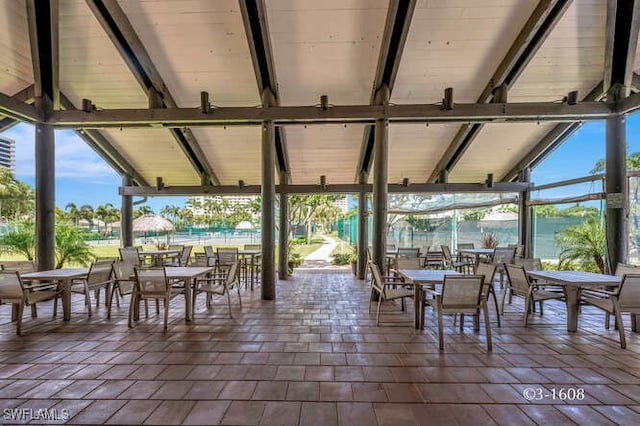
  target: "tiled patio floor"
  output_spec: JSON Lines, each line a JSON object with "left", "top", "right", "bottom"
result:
{"left": 1, "top": 268, "right": 640, "bottom": 425}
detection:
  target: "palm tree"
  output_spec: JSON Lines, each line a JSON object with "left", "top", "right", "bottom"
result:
{"left": 65, "top": 203, "right": 80, "bottom": 226}
{"left": 54, "top": 222, "right": 95, "bottom": 268}
{"left": 95, "top": 203, "right": 119, "bottom": 236}
{"left": 556, "top": 216, "right": 606, "bottom": 273}
{"left": 134, "top": 205, "right": 153, "bottom": 218}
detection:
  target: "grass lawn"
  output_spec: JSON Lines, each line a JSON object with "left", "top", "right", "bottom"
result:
{"left": 2, "top": 240, "right": 326, "bottom": 267}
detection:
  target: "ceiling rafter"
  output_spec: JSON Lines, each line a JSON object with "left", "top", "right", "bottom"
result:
{"left": 501, "top": 81, "right": 605, "bottom": 182}
{"left": 604, "top": 0, "right": 640, "bottom": 97}
{"left": 0, "top": 85, "right": 37, "bottom": 131}
{"left": 239, "top": 0, "right": 290, "bottom": 183}
{"left": 46, "top": 100, "right": 615, "bottom": 128}
{"left": 60, "top": 93, "right": 149, "bottom": 187}
{"left": 428, "top": 0, "right": 572, "bottom": 183}
{"left": 26, "top": 0, "right": 59, "bottom": 110}
{"left": 121, "top": 181, "right": 528, "bottom": 197}
{"left": 85, "top": 0, "right": 219, "bottom": 185}
{"left": 355, "top": 0, "right": 416, "bottom": 182}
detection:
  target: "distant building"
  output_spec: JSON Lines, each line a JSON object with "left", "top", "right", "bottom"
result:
{"left": 0, "top": 136, "right": 15, "bottom": 174}
{"left": 188, "top": 195, "right": 255, "bottom": 216}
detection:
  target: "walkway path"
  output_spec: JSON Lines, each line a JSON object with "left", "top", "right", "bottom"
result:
{"left": 301, "top": 234, "right": 343, "bottom": 268}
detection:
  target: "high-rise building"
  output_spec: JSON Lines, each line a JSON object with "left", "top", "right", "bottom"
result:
{"left": 0, "top": 136, "right": 15, "bottom": 174}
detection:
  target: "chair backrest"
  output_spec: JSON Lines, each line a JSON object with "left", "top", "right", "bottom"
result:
{"left": 120, "top": 247, "right": 141, "bottom": 266}
{"left": 217, "top": 247, "right": 238, "bottom": 266}
{"left": 514, "top": 257, "right": 542, "bottom": 271}
{"left": 226, "top": 262, "right": 240, "bottom": 287}
{"left": 511, "top": 244, "right": 525, "bottom": 258}
{"left": 386, "top": 244, "right": 397, "bottom": 252}
{"left": 0, "top": 260, "right": 35, "bottom": 274}
{"left": 112, "top": 261, "right": 135, "bottom": 295}
{"left": 397, "top": 247, "right": 420, "bottom": 258}
{"left": 179, "top": 246, "right": 192, "bottom": 266}
{"left": 493, "top": 247, "right": 516, "bottom": 265}
{"left": 203, "top": 246, "right": 217, "bottom": 266}
{"left": 441, "top": 275, "right": 484, "bottom": 309}
{"left": 440, "top": 245, "right": 454, "bottom": 263}
{"left": 192, "top": 253, "right": 209, "bottom": 267}
{"left": 395, "top": 257, "right": 422, "bottom": 270}
{"left": 134, "top": 267, "right": 170, "bottom": 297}
{"left": 0, "top": 270, "right": 25, "bottom": 300}
{"left": 88, "top": 261, "right": 114, "bottom": 285}
{"left": 457, "top": 243, "right": 475, "bottom": 250}
{"left": 474, "top": 262, "right": 497, "bottom": 285}
{"left": 424, "top": 251, "right": 444, "bottom": 268}
{"left": 369, "top": 263, "right": 386, "bottom": 299}
{"left": 244, "top": 244, "right": 260, "bottom": 250}
{"left": 617, "top": 274, "right": 640, "bottom": 310}
{"left": 615, "top": 263, "right": 640, "bottom": 278}
{"left": 504, "top": 264, "right": 531, "bottom": 294}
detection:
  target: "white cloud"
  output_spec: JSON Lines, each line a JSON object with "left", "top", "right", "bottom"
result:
{"left": 3, "top": 124, "right": 119, "bottom": 181}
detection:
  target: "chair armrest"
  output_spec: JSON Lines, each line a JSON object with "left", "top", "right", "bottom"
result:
{"left": 581, "top": 287, "right": 617, "bottom": 297}
{"left": 23, "top": 281, "right": 60, "bottom": 291}
{"left": 423, "top": 288, "right": 440, "bottom": 297}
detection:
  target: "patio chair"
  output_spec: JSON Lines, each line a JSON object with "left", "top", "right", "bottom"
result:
{"left": 580, "top": 273, "right": 640, "bottom": 349}
{"left": 503, "top": 264, "right": 565, "bottom": 327}
{"left": 216, "top": 247, "right": 238, "bottom": 274}
{"left": 397, "top": 247, "right": 420, "bottom": 258}
{"left": 368, "top": 263, "right": 413, "bottom": 326}
{"left": 165, "top": 245, "right": 192, "bottom": 266}
{"left": 131, "top": 267, "right": 185, "bottom": 330}
{"left": 508, "top": 243, "right": 525, "bottom": 259}
{"left": 475, "top": 262, "right": 500, "bottom": 327}
{"left": 423, "top": 250, "right": 444, "bottom": 269}
{"left": 423, "top": 274, "right": 491, "bottom": 351}
{"left": 0, "top": 260, "right": 36, "bottom": 274}
{"left": 457, "top": 242, "right": 475, "bottom": 265}
{"left": 108, "top": 260, "right": 152, "bottom": 320}
{"left": 194, "top": 262, "right": 242, "bottom": 319}
{"left": 119, "top": 246, "right": 142, "bottom": 267}
{"left": 0, "top": 270, "right": 60, "bottom": 335}
{"left": 243, "top": 244, "right": 262, "bottom": 289}
{"left": 441, "top": 245, "right": 472, "bottom": 273}
{"left": 493, "top": 246, "right": 517, "bottom": 288}
{"left": 70, "top": 261, "right": 115, "bottom": 317}
{"left": 394, "top": 256, "right": 423, "bottom": 272}
{"left": 204, "top": 246, "right": 217, "bottom": 267}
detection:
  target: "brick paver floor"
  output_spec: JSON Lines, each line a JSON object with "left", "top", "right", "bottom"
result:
{"left": 1, "top": 268, "right": 639, "bottom": 424}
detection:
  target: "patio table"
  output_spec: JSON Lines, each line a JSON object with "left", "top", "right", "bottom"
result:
{"left": 22, "top": 268, "right": 89, "bottom": 321}
{"left": 239, "top": 250, "right": 261, "bottom": 291}
{"left": 165, "top": 266, "right": 215, "bottom": 321}
{"left": 460, "top": 248, "right": 495, "bottom": 266}
{"left": 526, "top": 270, "right": 620, "bottom": 332}
{"left": 139, "top": 249, "right": 180, "bottom": 266}
{"left": 396, "top": 269, "right": 462, "bottom": 329}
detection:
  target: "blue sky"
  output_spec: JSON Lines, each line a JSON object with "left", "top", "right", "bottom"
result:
{"left": 1, "top": 115, "right": 639, "bottom": 212}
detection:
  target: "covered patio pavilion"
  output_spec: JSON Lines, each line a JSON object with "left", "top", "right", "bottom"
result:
{"left": 2, "top": 0, "right": 640, "bottom": 423}
{"left": 2, "top": 269, "right": 640, "bottom": 424}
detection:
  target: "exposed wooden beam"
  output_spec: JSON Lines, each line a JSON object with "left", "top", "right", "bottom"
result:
{"left": 0, "top": 91, "right": 41, "bottom": 123}
{"left": 85, "top": 0, "right": 219, "bottom": 185}
{"left": 604, "top": 0, "right": 640, "bottom": 96}
{"left": 60, "top": 93, "right": 149, "bottom": 187}
{"left": 121, "top": 181, "right": 529, "bottom": 196}
{"left": 501, "top": 81, "right": 605, "bottom": 181}
{"left": 428, "top": 0, "right": 572, "bottom": 182}
{"left": 0, "top": 85, "right": 36, "bottom": 130}
{"left": 46, "top": 100, "right": 615, "bottom": 128}
{"left": 240, "top": 0, "right": 290, "bottom": 180}
{"left": 356, "top": 0, "right": 416, "bottom": 181}
{"left": 26, "top": 0, "right": 59, "bottom": 109}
